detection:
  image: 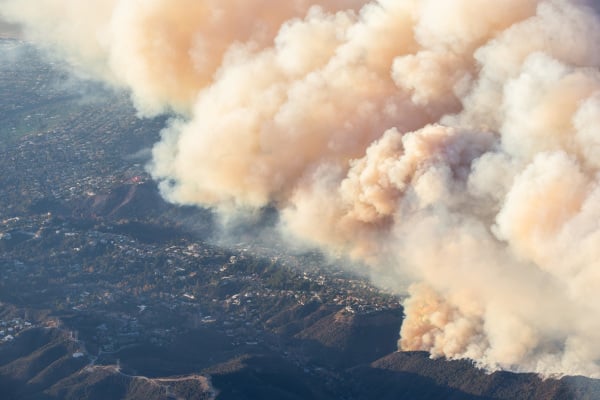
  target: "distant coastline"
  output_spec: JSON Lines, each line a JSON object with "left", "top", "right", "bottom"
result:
{"left": 0, "top": 20, "right": 22, "bottom": 39}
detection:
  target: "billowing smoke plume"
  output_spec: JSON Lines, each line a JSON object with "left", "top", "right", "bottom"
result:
{"left": 4, "top": 0, "right": 600, "bottom": 377}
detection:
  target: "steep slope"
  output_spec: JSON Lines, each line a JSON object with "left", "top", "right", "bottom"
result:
{"left": 0, "top": 327, "right": 212, "bottom": 400}
{"left": 292, "top": 308, "right": 403, "bottom": 368}
{"left": 350, "top": 352, "right": 600, "bottom": 400}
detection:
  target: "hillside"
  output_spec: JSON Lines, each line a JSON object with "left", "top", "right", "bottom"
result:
{"left": 4, "top": 315, "right": 600, "bottom": 400}
{"left": 0, "top": 327, "right": 213, "bottom": 400}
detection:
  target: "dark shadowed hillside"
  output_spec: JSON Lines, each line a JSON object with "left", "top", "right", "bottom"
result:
{"left": 0, "top": 327, "right": 213, "bottom": 400}
{"left": 350, "top": 352, "right": 600, "bottom": 400}
{"left": 75, "top": 182, "right": 169, "bottom": 220}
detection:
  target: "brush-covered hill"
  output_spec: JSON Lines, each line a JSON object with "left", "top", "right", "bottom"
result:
{"left": 0, "top": 327, "right": 212, "bottom": 400}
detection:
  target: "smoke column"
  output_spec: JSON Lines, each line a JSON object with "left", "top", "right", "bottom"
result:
{"left": 4, "top": 0, "right": 600, "bottom": 377}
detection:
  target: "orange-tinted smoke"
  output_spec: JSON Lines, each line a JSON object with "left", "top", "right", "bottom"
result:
{"left": 5, "top": 0, "right": 600, "bottom": 377}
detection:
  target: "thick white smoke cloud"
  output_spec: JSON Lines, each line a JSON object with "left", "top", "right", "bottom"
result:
{"left": 4, "top": 0, "right": 600, "bottom": 377}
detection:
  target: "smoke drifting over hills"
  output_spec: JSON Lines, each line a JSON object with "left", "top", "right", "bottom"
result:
{"left": 4, "top": 0, "right": 600, "bottom": 377}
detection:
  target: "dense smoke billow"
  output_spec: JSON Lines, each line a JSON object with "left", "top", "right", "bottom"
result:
{"left": 4, "top": 0, "right": 600, "bottom": 377}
